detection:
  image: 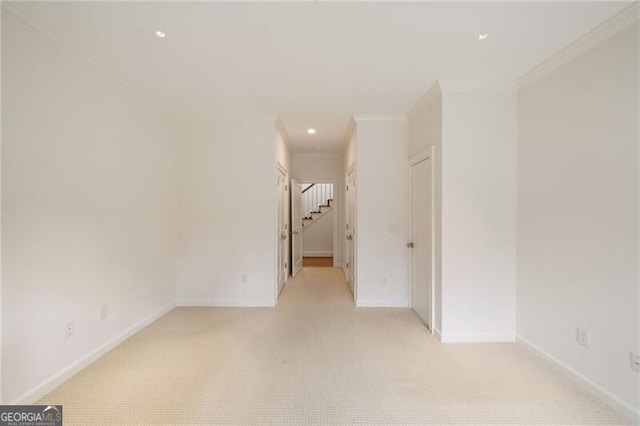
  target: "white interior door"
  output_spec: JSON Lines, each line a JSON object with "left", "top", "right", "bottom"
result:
{"left": 410, "top": 153, "right": 432, "bottom": 328}
{"left": 276, "top": 170, "right": 288, "bottom": 296}
{"left": 291, "top": 179, "right": 303, "bottom": 276}
{"left": 345, "top": 169, "right": 356, "bottom": 300}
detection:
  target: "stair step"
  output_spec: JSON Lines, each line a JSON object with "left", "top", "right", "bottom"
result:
{"left": 302, "top": 199, "right": 334, "bottom": 224}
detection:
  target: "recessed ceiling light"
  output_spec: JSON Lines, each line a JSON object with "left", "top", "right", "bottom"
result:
{"left": 155, "top": 31, "right": 166, "bottom": 38}
{"left": 478, "top": 33, "right": 489, "bottom": 41}
{"left": 307, "top": 128, "right": 316, "bottom": 135}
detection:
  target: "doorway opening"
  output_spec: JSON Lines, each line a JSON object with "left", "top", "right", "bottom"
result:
{"left": 301, "top": 182, "right": 334, "bottom": 267}
{"left": 290, "top": 181, "right": 337, "bottom": 276}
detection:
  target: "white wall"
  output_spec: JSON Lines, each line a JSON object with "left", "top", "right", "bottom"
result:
{"left": 439, "top": 87, "right": 517, "bottom": 342}
{"left": 409, "top": 85, "right": 442, "bottom": 158}
{"left": 275, "top": 124, "right": 291, "bottom": 173}
{"left": 302, "top": 209, "right": 334, "bottom": 257}
{"left": 408, "top": 83, "right": 443, "bottom": 332}
{"left": 292, "top": 153, "right": 344, "bottom": 265}
{"left": 344, "top": 121, "right": 357, "bottom": 172}
{"left": 2, "top": 17, "right": 178, "bottom": 403}
{"left": 176, "top": 117, "right": 277, "bottom": 307}
{"left": 354, "top": 118, "right": 409, "bottom": 307}
{"left": 517, "top": 23, "right": 639, "bottom": 418}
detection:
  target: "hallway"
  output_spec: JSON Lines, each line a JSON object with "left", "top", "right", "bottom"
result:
{"left": 38, "top": 268, "right": 626, "bottom": 425}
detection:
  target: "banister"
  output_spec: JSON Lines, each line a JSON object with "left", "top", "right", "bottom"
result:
{"left": 300, "top": 183, "right": 334, "bottom": 224}
{"left": 301, "top": 183, "right": 315, "bottom": 194}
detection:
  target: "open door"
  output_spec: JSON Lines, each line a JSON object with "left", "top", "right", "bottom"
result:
{"left": 291, "top": 179, "right": 303, "bottom": 276}
{"left": 276, "top": 167, "right": 289, "bottom": 297}
{"left": 409, "top": 148, "right": 433, "bottom": 329}
{"left": 345, "top": 167, "right": 356, "bottom": 301}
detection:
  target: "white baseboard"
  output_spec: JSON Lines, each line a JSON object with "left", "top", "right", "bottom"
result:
{"left": 434, "top": 327, "right": 443, "bottom": 341}
{"left": 518, "top": 335, "right": 639, "bottom": 424}
{"left": 176, "top": 299, "right": 275, "bottom": 307}
{"left": 10, "top": 302, "right": 175, "bottom": 405}
{"left": 356, "top": 299, "right": 409, "bottom": 308}
{"left": 439, "top": 332, "right": 516, "bottom": 343}
{"left": 302, "top": 251, "right": 333, "bottom": 257}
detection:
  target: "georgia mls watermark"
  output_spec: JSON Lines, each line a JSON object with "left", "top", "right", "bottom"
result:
{"left": 0, "top": 405, "right": 62, "bottom": 426}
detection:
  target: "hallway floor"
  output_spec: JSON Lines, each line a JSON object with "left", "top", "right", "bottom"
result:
{"left": 39, "top": 267, "right": 628, "bottom": 424}
{"left": 303, "top": 257, "right": 334, "bottom": 267}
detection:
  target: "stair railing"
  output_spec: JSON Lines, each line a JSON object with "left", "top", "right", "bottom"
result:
{"left": 301, "top": 183, "right": 334, "bottom": 220}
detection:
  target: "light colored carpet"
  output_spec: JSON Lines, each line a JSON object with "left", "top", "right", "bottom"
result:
{"left": 38, "top": 267, "right": 628, "bottom": 425}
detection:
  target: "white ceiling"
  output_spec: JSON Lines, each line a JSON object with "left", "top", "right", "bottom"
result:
{"left": 10, "top": 1, "right": 632, "bottom": 153}
{"left": 279, "top": 115, "right": 353, "bottom": 153}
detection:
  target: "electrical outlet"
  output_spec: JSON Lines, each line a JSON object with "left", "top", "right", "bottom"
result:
{"left": 100, "top": 304, "right": 109, "bottom": 320}
{"left": 576, "top": 327, "right": 590, "bottom": 348}
{"left": 65, "top": 322, "right": 74, "bottom": 338}
{"left": 631, "top": 352, "right": 640, "bottom": 373}
{"left": 241, "top": 274, "right": 248, "bottom": 284}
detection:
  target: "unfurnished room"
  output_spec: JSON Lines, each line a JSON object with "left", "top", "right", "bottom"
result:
{"left": 1, "top": 1, "right": 639, "bottom": 425}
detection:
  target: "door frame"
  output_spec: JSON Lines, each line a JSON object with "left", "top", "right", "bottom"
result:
{"left": 408, "top": 146, "right": 435, "bottom": 331}
{"left": 274, "top": 162, "right": 289, "bottom": 304}
{"left": 298, "top": 180, "right": 338, "bottom": 268}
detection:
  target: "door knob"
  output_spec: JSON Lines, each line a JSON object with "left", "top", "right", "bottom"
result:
{"left": 407, "top": 242, "right": 414, "bottom": 248}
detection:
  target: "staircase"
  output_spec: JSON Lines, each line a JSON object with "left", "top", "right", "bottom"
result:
{"left": 301, "top": 183, "right": 333, "bottom": 228}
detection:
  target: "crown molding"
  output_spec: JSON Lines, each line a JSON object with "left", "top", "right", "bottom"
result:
{"left": 518, "top": 2, "right": 639, "bottom": 90}
{"left": 439, "top": 81, "right": 516, "bottom": 93}
{"left": 275, "top": 117, "right": 293, "bottom": 149}
{"left": 292, "top": 151, "right": 342, "bottom": 158}
{"left": 347, "top": 117, "right": 358, "bottom": 135}
{"left": 341, "top": 117, "right": 357, "bottom": 153}
{"left": 352, "top": 115, "right": 407, "bottom": 122}
{"left": 1, "top": 2, "right": 176, "bottom": 117}
{"left": 408, "top": 81, "right": 442, "bottom": 119}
